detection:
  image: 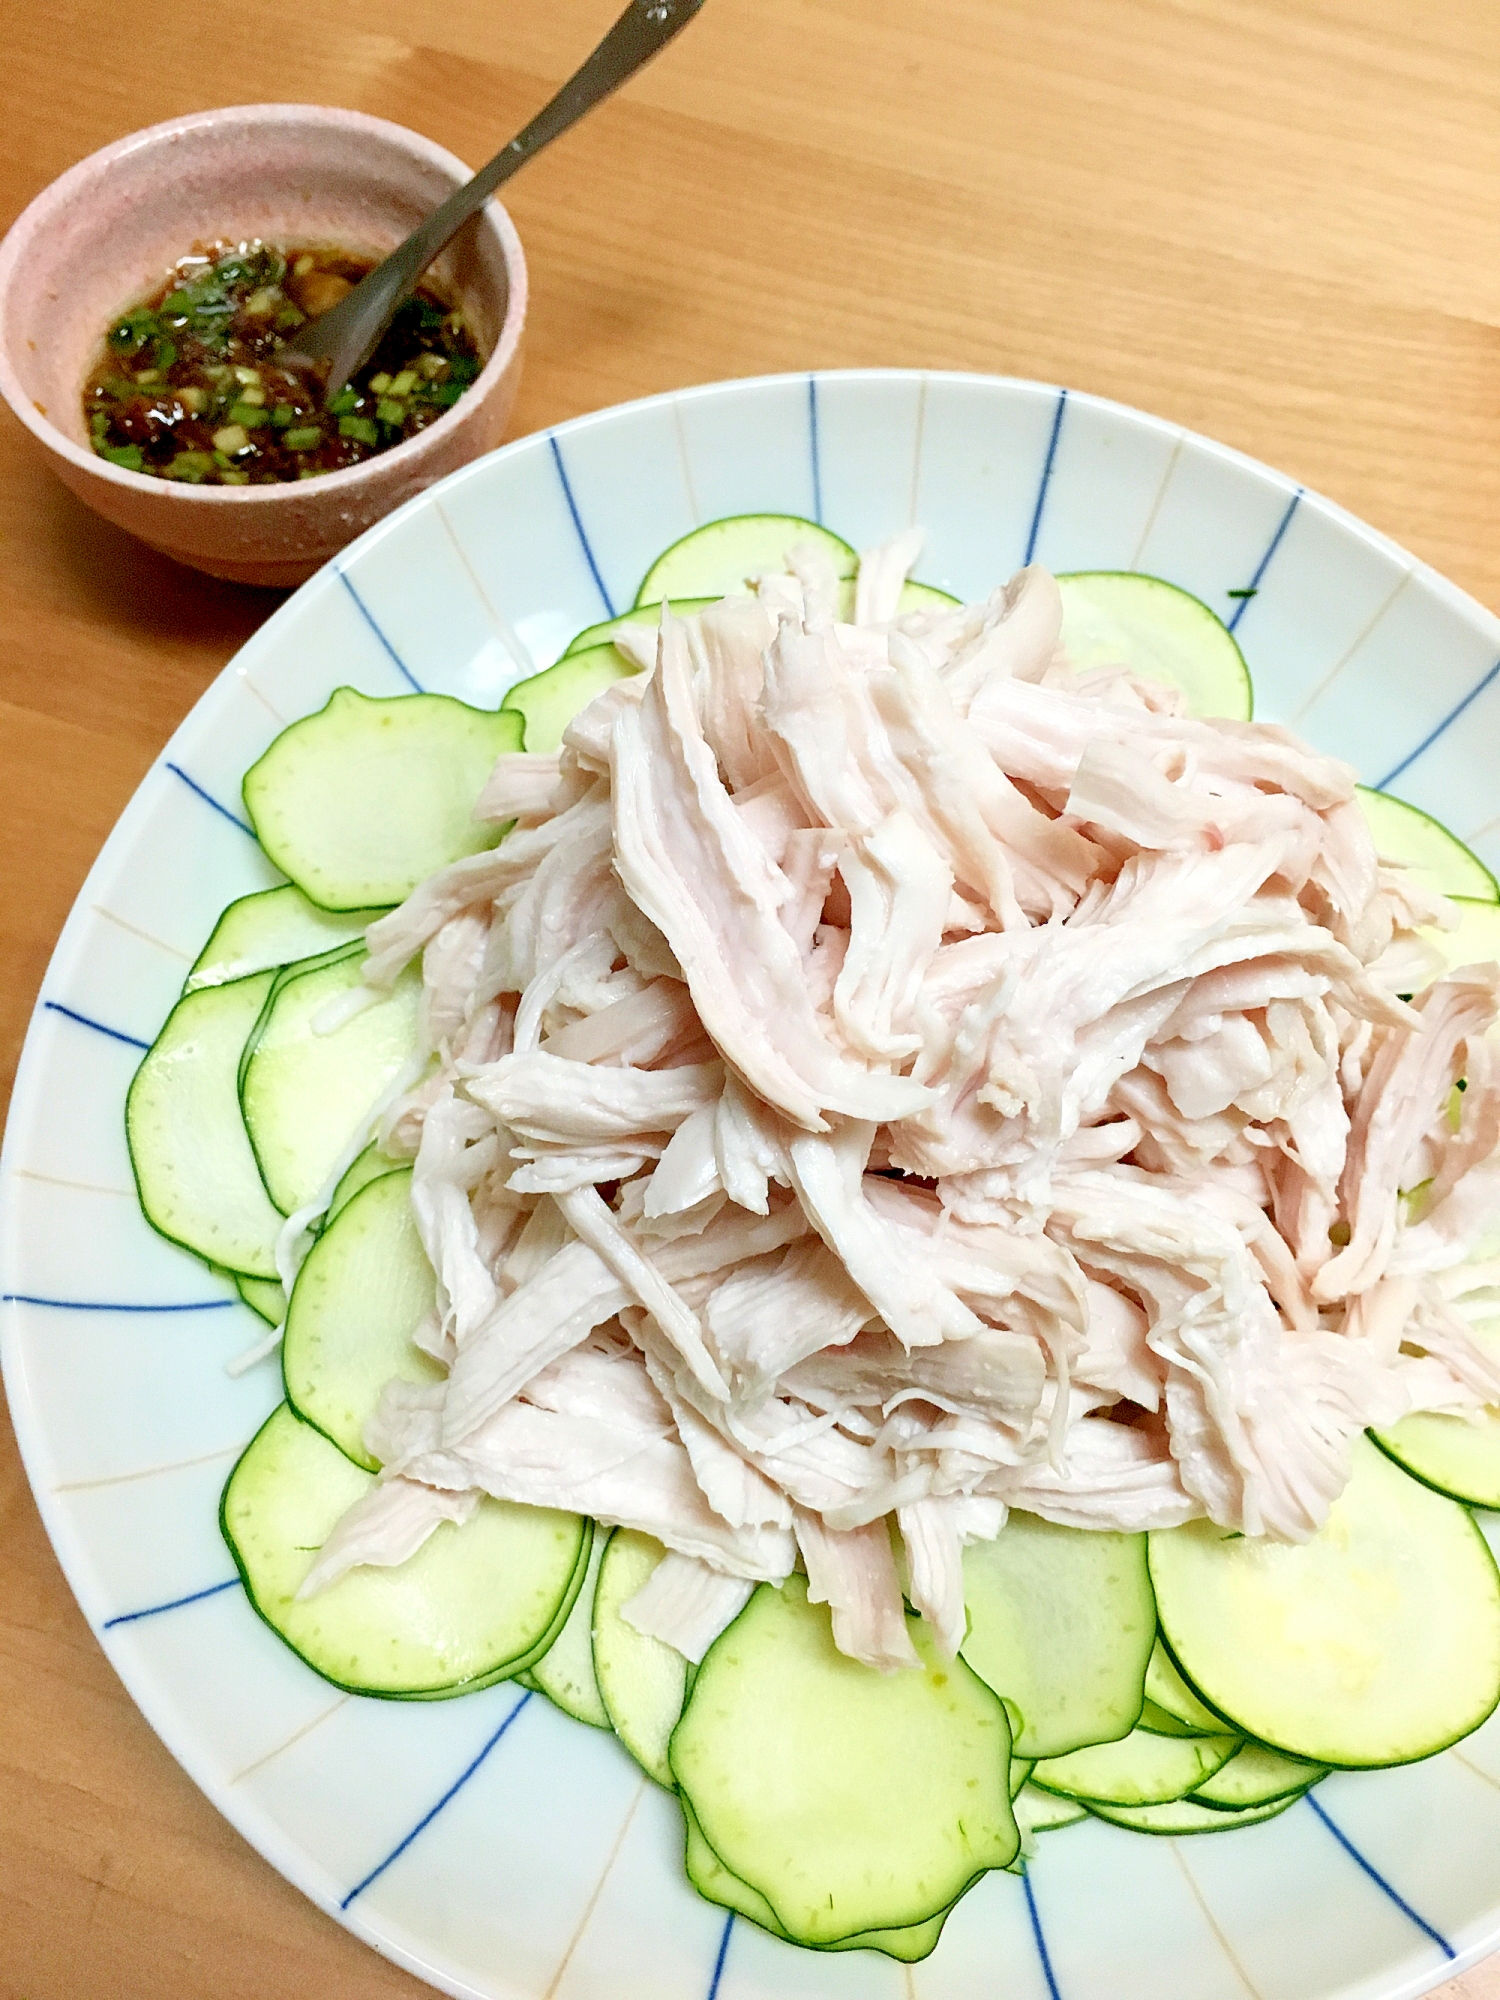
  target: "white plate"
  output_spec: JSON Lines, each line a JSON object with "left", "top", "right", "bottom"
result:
{"left": 5, "top": 370, "right": 1500, "bottom": 2000}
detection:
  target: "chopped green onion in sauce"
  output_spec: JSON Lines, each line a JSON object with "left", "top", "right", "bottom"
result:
{"left": 82, "top": 241, "right": 484, "bottom": 485}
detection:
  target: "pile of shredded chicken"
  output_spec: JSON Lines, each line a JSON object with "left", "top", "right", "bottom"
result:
{"left": 298, "top": 535, "right": 1500, "bottom": 1672}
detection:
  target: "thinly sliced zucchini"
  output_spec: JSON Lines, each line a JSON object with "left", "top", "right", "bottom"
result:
{"left": 185, "top": 884, "right": 385, "bottom": 993}
{"left": 126, "top": 969, "right": 284, "bottom": 1280}
{"left": 591, "top": 1529, "right": 691, "bottom": 1786}
{"left": 1014, "top": 1783, "right": 1088, "bottom": 1836}
{"left": 1009, "top": 1756, "right": 1036, "bottom": 1798}
{"left": 636, "top": 515, "right": 857, "bottom": 609}
{"left": 562, "top": 599, "right": 717, "bottom": 658}
{"left": 1191, "top": 1743, "right": 1327, "bottom": 1811}
{"left": 222, "top": 1403, "right": 590, "bottom": 1698}
{"left": 895, "top": 579, "right": 961, "bottom": 615}
{"left": 325, "top": 1142, "right": 403, "bottom": 1229}
{"left": 1371, "top": 1408, "right": 1500, "bottom": 1510}
{"left": 1422, "top": 897, "right": 1500, "bottom": 976}
{"left": 242, "top": 688, "right": 521, "bottom": 911}
{"left": 681, "top": 1798, "right": 951, "bottom": 1961}
{"left": 1144, "top": 1638, "right": 1228, "bottom": 1732}
{"left": 501, "top": 642, "right": 638, "bottom": 756}
{"left": 670, "top": 1574, "right": 1017, "bottom": 1947}
{"left": 530, "top": 1524, "right": 612, "bottom": 1729}
{"left": 1085, "top": 1791, "right": 1302, "bottom": 1836}
{"left": 1057, "top": 571, "right": 1252, "bottom": 721}
{"left": 1357, "top": 787, "right": 1499, "bottom": 904}
{"left": 1032, "top": 1723, "right": 1238, "bottom": 1806}
{"left": 240, "top": 946, "right": 421, "bottom": 1216}
{"left": 1149, "top": 1436, "right": 1500, "bottom": 1767}
{"left": 959, "top": 1512, "right": 1155, "bottom": 1757}
{"left": 1137, "top": 1697, "right": 1208, "bottom": 1738}
{"left": 281, "top": 1169, "right": 443, "bottom": 1469}
{"left": 236, "top": 1273, "right": 287, "bottom": 1326}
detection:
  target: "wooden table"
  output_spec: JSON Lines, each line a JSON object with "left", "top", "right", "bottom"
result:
{"left": 3, "top": 0, "right": 1500, "bottom": 1991}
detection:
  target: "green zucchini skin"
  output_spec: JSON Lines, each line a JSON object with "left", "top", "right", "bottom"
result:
{"left": 242, "top": 686, "right": 521, "bottom": 911}
{"left": 501, "top": 643, "right": 638, "bottom": 755}
{"left": 634, "top": 514, "right": 856, "bottom": 609}
{"left": 239, "top": 946, "right": 422, "bottom": 1218}
{"left": 1357, "top": 785, "right": 1500, "bottom": 904}
{"left": 1149, "top": 1438, "right": 1500, "bottom": 1768}
{"left": 591, "top": 1529, "right": 692, "bottom": 1786}
{"left": 186, "top": 883, "right": 387, "bottom": 995}
{"left": 221, "top": 1404, "right": 591, "bottom": 1700}
{"left": 959, "top": 1512, "right": 1155, "bottom": 1758}
{"left": 669, "top": 1574, "right": 1017, "bottom": 1947}
{"left": 1056, "top": 570, "right": 1252, "bottom": 720}
{"left": 126, "top": 968, "right": 286, "bottom": 1281}
{"left": 280, "top": 1168, "right": 443, "bottom": 1470}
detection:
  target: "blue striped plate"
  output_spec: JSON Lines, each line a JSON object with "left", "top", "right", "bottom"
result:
{"left": 4, "top": 370, "right": 1500, "bottom": 2000}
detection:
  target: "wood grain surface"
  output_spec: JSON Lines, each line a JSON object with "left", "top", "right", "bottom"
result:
{"left": 3, "top": 1, "right": 1500, "bottom": 1992}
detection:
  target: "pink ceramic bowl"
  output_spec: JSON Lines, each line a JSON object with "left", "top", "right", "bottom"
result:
{"left": 0, "top": 105, "right": 527, "bottom": 587}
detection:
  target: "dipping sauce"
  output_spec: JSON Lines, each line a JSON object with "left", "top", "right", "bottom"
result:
{"left": 81, "top": 241, "right": 483, "bottom": 484}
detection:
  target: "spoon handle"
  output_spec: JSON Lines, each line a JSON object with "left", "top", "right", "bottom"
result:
{"left": 292, "top": 0, "right": 708, "bottom": 393}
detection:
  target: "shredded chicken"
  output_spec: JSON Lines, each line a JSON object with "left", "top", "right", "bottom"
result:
{"left": 299, "top": 536, "right": 1500, "bottom": 1673}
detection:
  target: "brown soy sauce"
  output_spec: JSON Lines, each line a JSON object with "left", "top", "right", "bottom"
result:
{"left": 82, "top": 241, "right": 482, "bottom": 485}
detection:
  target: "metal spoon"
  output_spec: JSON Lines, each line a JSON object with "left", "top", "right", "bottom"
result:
{"left": 284, "top": 0, "right": 707, "bottom": 397}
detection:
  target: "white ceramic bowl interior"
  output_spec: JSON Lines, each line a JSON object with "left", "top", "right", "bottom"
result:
{"left": 4, "top": 371, "right": 1500, "bottom": 2000}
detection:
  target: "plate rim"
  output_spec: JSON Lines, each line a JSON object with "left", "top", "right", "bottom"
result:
{"left": 5, "top": 364, "right": 1500, "bottom": 2000}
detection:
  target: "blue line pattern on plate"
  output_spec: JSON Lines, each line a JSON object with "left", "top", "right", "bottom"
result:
{"left": 1304, "top": 1795, "right": 1456, "bottom": 1959}
{"left": 164, "top": 761, "right": 257, "bottom": 837}
{"left": 340, "top": 1689, "right": 534, "bottom": 1910}
{"left": 1374, "top": 655, "right": 1500, "bottom": 792}
{"left": 336, "top": 569, "right": 425, "bottom": 693}
{"left": 807, "top": 374, "right": 823, "bottom": 526}
{"left": 102, "top": 1577, "right": 243, "bottom": 1629}
{"left": 1226, "top": 489, "right": 1303, "bottom": 633}
{"left": 1022, "top": 389, "right": 1069, "bottom": 567}
{"left": 548, "top": 434, "right": 616, "bottom": 618}
{"left": 41, "top": 1001, "right": 150, "bottom": 1051}
{"left": 1022, "top": 1870, "right": 1064, "bottom": 2000}
{"left": 2, "top": 1292, "right": 235, "bottom": 1313}
{"left": 704, "top": 1910, "right": 735, "bottom": 2000}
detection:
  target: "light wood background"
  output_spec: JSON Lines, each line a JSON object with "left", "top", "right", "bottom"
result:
{"left": 4, "top": 0, "right": 1500, "bottom": 1992}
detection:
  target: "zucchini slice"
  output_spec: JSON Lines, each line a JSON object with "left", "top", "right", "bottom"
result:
{"left": 1190, "top": 1742, "right": 1327, "bottom": 1811}
{"left": 185, "top": 884, "right": 386, "bottom": 994}
{"left": 1084, "top": 1791, "right": 1302, "bottom": 1836}
{"left": 281, "top": 1168, "right": 443, "bottom": 1469}
{"left": 239, "top": 945, "right": 422, "bottom": 1217}
{"left": 562, "top": 599, "right": 717, "bottom": 658}
{"left": 235, "top": 1273, "right": 287, "bottom": 1327}
{"left": 681, "top": 1797, "right": 952, "bottom": 1961}
{"left": 1014, "top": 1783, "right": 1088, "bottom": 1836}
{"left": 222, "top": 1403, "right": 591, "bottom": 1698}
{"left": 126, "top": 969, "right": 285, "bottom": 1280}
{"left": 1144, "top": 1636, "right": 1228, "bottom": 1732}
{"left": 324, "top": 1142, "right": 403, "bottom": 1229}
{"left": 958, "top": 1512, "right": 1155, "bottom": 1757}
{"left": 242, "top": 688, "right": 521, "bottom": 911}
{"left": 1057, "top": 571, "right": 1252, "bottom": 721}
{"left": 1137, "top": 1697, "right": 1210, "bottom": 1738}
{"left": 669, "top": 1573, "right": 1017, "bottom": 1947}
{"left": 1371, "top": 1408, "right": 1500, "bottom": 1510}
{"left": 1423, "top": 897, "right": 1500, "bottom": 977}
{"left": 1357, "top": 786, "right": 1499, "bottom": 904}
{"left": 635, "top": 515, "right": 857, "bottom": 608}
{"left": 591, "top": 1528, "right": 692, "bottom": 1786}
{"left": 530, "top": 1523, "right": 612, "bottom": 1729}
{"left": 1031, "top": 1723, "right": 1239, "bottom": 1806}
{"left": 1149, "top": 1436, "right": 1500, "bottom": 1767}
{"left": 501, "top": 642, "right": 639, "bottom": 756}
{"left": 896, "top": 579, "right": 961, "bottom": 615}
